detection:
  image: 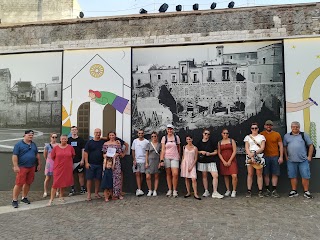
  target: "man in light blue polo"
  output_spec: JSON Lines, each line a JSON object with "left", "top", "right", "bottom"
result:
{"left": 283, "top": 121, "right": 314, "bottom": 199}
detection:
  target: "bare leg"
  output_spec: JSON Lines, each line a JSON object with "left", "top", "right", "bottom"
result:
{"left": 59, "top": 188, "right": 64, "bottom": 199}
{"left": 290, "top": 178, "right": 298, "bottom": 190}
{"left": 87, "top": 180, "right": 92, "bottom": 200}
{"left": 12, "top": 185, "right": 22, "bottom": 200}
{"left": 185, "top": 178, "right": 191, "bottom": 195}
{"left": 49, "top": 187, "right": 57, "bottom": 205}
{"left": 22, "top": 184, "right": 30, "bottom": 198}
{"left": 271, "top": 175, "right": 278, "bottom": 187}
{"left": 171, "top": 168, "right": 179, "bottom": 191}
{"left": 231, "top": 174, "right": 238, "bottom": 191}
{"left": 302, "top": 178, "right": 309, "bottom": 191}
{"left": 146, "top": 173, "right": 152, "bottom": 190}
{"left": 44, "top": 176, "right": 51, "bottom": 194}
{"left": 154, "top": 173, "right": 159, "bottom": 191}
{"left": 247, "top": 165, "right": 254, "bottom": 190}
{"left": 166, "top": 168, "right": 172, "bottom": 190}
{"left": 78, "top": 172, "right": 85, "bottom": 187}
{"left": 264, "top": 174, "right": 270, "bottom": 187}
{"left": 210, "top": 172, "right": 219, "bottom": 192}
{"left": 202, "top": 172, "right": 208, "bottom": 191}
{"left": 256, "top": 169, "right": 263, "bottom": 190}
{"left": 224, "top": 175, "right": 230, "bottom": 191}
{"left": 94, "top": 180, "right": 101, "bottom": 196}
{"left": 192, "top": 178, "right": 199, "bottom": 197}
{"left": 136, "top": 172, "right": 142, "bottom": 189}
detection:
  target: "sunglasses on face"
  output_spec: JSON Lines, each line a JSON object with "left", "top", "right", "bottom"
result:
{"left": 51, "top": 136, "right": 57, "bottom": 138}
{"left": 204, "top": 133, "right": 210, "bottom": 135}
{"left": 222, "top": 132, "right": 229, "bottom": 135}
{"left": 251, "top": 127, "right": 258, "bottom": 130}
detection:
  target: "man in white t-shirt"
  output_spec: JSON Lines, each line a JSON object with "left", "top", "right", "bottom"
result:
{"left": 131, "top": 129, "right": 149, "bottom": 196}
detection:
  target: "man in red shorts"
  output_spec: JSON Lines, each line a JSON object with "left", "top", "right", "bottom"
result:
{"left": 11, "top": 130, "right": 41, "bottom": 208}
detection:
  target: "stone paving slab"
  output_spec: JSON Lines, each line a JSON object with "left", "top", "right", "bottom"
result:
{"left": 0, "top": 192, "right": 319, "bottom": 240}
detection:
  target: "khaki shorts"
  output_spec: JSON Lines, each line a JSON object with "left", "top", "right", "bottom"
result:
{"left": 164, "top": 158, "right": 179, "bottom": 169}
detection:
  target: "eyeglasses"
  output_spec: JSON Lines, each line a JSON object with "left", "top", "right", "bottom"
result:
{"left": 51, "top": 136, "right": 57, "bottom": 138}
{"left": 251, "top": 127, "right": 258, "bottom": 130}
{"left": 204, "top": 132, "right": 210, "bottom": 135}
{"left": 222, "top": 132, "right": 229, "bottom": 135}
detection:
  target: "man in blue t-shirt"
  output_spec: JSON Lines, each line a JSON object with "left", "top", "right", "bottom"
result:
{"left": 84, "top": 128, "right": 106, "bottom": 201}
{"left": 11, "top": 130, "right": 41, "bottom": 208}
{"left": 283, "top": 121, "right": 314, "bottom": 199}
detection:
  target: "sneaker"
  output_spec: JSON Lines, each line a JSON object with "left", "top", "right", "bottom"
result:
{"left": 231, "top": 191, "right": 237, "bottom": 198}
{"left": 43, "top": 192, "right": 47, "bottom": 198}
{"left": 202, "top": 190, "right": 210, "bottom": 197}
{"left": 152, "top": 190, "right": 157, "bottom": 197}
{"left": 272, "top": 190, "right": 280, "bottom": 198}
{"left": 258, "top": 191, "right": 264, "bottom": 198}
{"left": 289, "top": 190, "right": 299, "bottom": 197}
{"left": 147, "top": 190, "right": 153, "bottom": 197}
{"left": 224, "top": 190, "right": 231, "bottom": 197}
{"left": 166, "top": 190, "right": 172, "bottom": 197}
{"left": 136, "top": 189, "right": 144, "bottom": 196}
{"left": 56, "top": 191, "right": 60, "bottom": 197}
{"left": 68, "top": 189, "right": 76, "bottom": 197}
{"left": 246, "top": 191, "right": 252, "bottom": 198}
{"left": 173, "top": 190, "right": 178, "bottom": 198}
{"left": 304, "top": 191, "right": 313, "bottom": 199}
{"left": 80, "top": 187, "right": 87, "bottom": 194}
{"left": 12, "top": 200, "right": 18, "bottom": 208}
{"left": 264, "top": 189, "right": 271, "bottom": 197}
{"left": 212, "top": 191, "right": 224, "bottom": 199}
{"left": 21, "top": 197, "right": 30, "bottom": 204}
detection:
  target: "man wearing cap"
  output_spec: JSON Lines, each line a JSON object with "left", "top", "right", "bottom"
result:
{"left": 11, "top": 130, "right": 41, "bottom": 208}
{"left": 283, "top": 121, "right": 314, "bottom": 199}
{"left": 261, "top": 120, "right": 283, "bottom": 197}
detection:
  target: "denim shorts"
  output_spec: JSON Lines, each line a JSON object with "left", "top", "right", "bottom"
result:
{"left": 263, "top": 156, "right": 280, "bottom": 176}
{"left": 164, "top": 159, "right": 179, "bottom": 169}
{"left": 86, "top": 164, "right": 103, "bottom": 180}
{"left": 287, "top": 160, "right": 310, "bottom": 179}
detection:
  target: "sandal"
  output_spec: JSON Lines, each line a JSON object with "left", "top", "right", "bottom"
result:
{"left": 105, "top": 198, "right": 109, "bottom": 202}
{"left": 58, "top": 198, "right": 65, "bottom": 203}
{"left": 95, "top": 194, "right": 102, "bottom": 199}
{"left": 47, "top": 200, "right": 53, "bottom": 206}
{"left": 119, "top": 196, "right": 124, "bottom": 200}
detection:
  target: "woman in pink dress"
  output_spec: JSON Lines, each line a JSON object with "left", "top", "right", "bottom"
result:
{"left": 43, "top": 133, "right": 58, "bottom": 198}
{"left": 48, "top": 135, "right": 75, "bottom": 205}
{"left": 180, "top": 135, "right": 201, "bottom": 200}
{"left": 217, "top": 128, "right": 238, "bottom": 198}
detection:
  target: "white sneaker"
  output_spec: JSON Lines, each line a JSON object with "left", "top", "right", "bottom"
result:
{"left": 224, "top": 190, "right": 231, "bottom": 197}
{"left": 166, "top": 190, "right": 172, "bottom": 197}
{"left": 152, "top": 190, "right": 157, "bottom": 197}
{"left": 202, "top": 190, "right": 210, "bottom": 197}
{"left": 231, "top": 191, "right": 237, "bottom": 198}
{"left": 173, "top": 190, "right": 178, "bottom": 198}
{"left": 43, "top": 192, "right": 47, "bottom": 198}
{"left": 56, "top": 191, "right": 59, "bottom": 197}
{"left": 136, "top": 189, "right": 144, "bottom": 196}
{"left": 147, "top": 190, "right": 153, "bottom": 197}
{"left": 212, "top": 191, "right": 224, "bottom": 199}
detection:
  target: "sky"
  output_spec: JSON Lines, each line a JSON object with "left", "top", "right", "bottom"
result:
{"left": 77, "top": 0, "right": 317, "bottom": 17}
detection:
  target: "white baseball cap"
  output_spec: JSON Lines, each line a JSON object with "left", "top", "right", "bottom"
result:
{"left": 166, "top": 124, "right": 174, "bottom": 129}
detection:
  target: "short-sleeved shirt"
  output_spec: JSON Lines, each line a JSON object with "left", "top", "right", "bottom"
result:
{"left": 260, "top": 131, "right": 282, "bottom": 157}
{"left": 243, "top": 134, "right": 266, "bottom": 152}
{"left": 68, "top": 136, "right": 86, "bottom": 163}
{"left": 13, "top": 140, "right": 38, "bottom": 167}
{"left": 131, "top": 138, "right": 149, "bottom": 163}
{"left": 283, "top": 132, "right": 312, "bottom": 162}
{"left": 146, "top": 142, "right": 161, "bottom": 160}
{"left": 196, "top": 140, "right": 217, "bottom": 163}
{"left": 84, "top": 139, "right": 106, "bottom": 165}
{"left": 161, "top": 135, "right": 181, "bottom": 160}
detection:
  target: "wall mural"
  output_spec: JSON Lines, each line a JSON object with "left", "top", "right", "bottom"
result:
{"left": 132, "top": 41, "right": 286, "bottom": 150}
{"left": 0, "top": 52, "right": 62, "bottom": 152}
{"left": 284, "top": 38, "right": 320, "bottom": 157}
{"left": 62, "top": 49, "right": 131, "bottom": 143}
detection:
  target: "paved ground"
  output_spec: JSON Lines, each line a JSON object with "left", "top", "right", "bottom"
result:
{"left": 0, "top": 191, "right": 320, "bottom": 239}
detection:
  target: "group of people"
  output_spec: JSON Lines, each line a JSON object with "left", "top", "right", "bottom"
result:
{"left": 11, "top": 120, "right": 314, "bottom": 208}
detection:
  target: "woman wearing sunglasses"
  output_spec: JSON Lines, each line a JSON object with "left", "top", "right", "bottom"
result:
{"left": 196, "top": 128, "right": 223, "bottom": 199}
{"left": 217, "top": 128, "right": 238, "bottom": 197}
{"left": 243, "top": 123, "right": 266, "bottom": 197}
{"left": 43, "top": 133, "right": 58, "bottom": 198}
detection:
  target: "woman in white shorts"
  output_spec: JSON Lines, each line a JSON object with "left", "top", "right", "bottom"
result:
{"left": 196, "top": 129, "right": 223, "bottom": 199}
{"left": 160, "top": 124, "right": 181, "bottom": 197}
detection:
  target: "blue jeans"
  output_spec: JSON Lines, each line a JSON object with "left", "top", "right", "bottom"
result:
{"left": 287, "top": 160, "right": 310, "bottom": 179}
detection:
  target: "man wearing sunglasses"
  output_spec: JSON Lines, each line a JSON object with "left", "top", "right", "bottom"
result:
{"left": 11, "top": 130, "right": 41, "bottom": 208}
{"left": 260, "top": 120, "right": 283, "bottom": 197}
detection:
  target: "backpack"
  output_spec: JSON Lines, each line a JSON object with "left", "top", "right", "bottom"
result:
{"left": 300, "top": 132, "right": 316, "bottom": 158}
{"left": 165, "top": 134, "right": 178, "bottom": 145}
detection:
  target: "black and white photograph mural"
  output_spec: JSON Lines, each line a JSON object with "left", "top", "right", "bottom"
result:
{"left": 132, "top": 41, "right": 286, "bottom": 149}
{"left": 0, "top": 52, "right": 62, "bottom": 152}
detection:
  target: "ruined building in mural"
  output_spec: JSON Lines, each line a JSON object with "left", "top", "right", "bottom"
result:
{"left": 132, "top": 43, "right": 284, "bottom": 133}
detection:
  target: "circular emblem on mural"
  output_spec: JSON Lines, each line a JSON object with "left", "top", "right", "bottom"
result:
{"left": 90, "top": 64, "right": 104, "bottom": 78}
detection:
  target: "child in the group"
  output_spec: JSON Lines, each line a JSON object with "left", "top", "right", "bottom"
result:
{"left": 180, "top": 135, "right": 201, "bottom": 200}
{"left": 101, "top": 157, "right": 114, "bottom": 202}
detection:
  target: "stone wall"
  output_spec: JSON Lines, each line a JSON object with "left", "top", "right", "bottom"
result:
{"left": 0, "top": 3, "right": 320, "bottom": 53}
